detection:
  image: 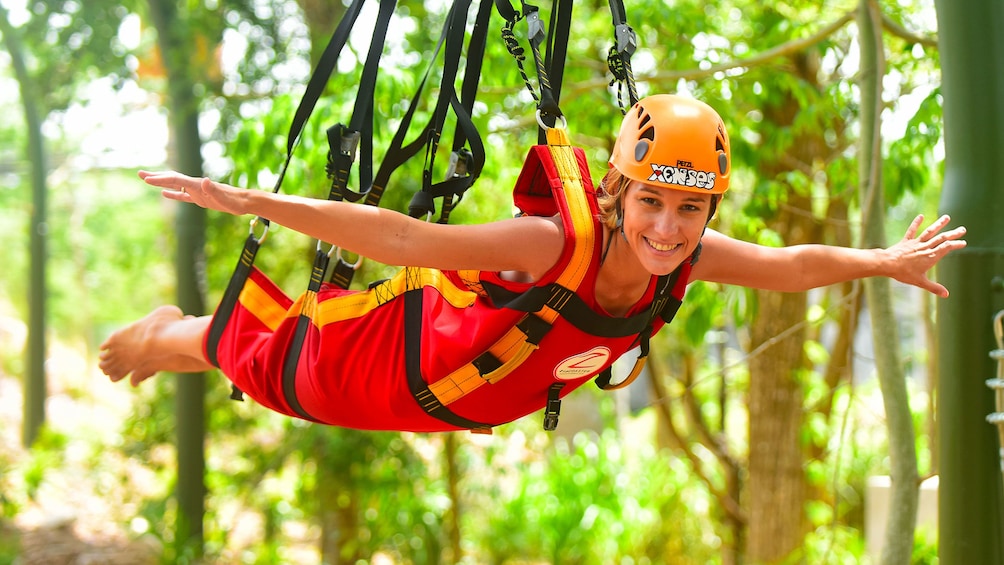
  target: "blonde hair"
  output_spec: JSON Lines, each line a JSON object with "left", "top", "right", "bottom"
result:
{"left": 596, "top": 167, "right": 630, "bottom": 232}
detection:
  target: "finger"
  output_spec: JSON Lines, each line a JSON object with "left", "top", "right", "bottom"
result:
{"left": 918, "top": 214, "right": 952, "bottom": 241}
{"left": 161, "top": 189, "right": 192, "bottom": 203}
{"left": 945, "top": 225, "right": 968, "bottom": 241}
{"left": 903, "top": 214, "right": 925, "bottom": 239}
{"left": 933, "top": 283, "right": 950, "bottom": 299}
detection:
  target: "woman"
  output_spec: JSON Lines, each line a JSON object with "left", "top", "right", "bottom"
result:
{"left": 100, "top": 94, "right": 966, "bottom": 432}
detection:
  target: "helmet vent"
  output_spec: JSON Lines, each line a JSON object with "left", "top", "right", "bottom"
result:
{"left": 718, "top": 152, "right": 728, "bottom": 174}
{"left": 634, "top": 140, "right": 651, "bottom": 162}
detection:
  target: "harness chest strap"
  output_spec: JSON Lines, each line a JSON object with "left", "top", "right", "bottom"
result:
{"left": 422, "top": 127, "right": 596, "bottom": 407}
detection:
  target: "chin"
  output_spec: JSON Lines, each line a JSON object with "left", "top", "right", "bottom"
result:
{"left": 645, "top": 259, "right": 686, "bottom": 277}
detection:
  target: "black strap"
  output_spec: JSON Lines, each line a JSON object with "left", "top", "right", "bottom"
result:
{"left": 479, "top": 260, "right": 685, "bottom": 339}
{"left": 496, "top": 0, "right": 564, "bottom": 129}
{"left": 539, "top": 0, "right": 572, "bottom": 143}
{"left": 281, "top": 1, "right": 398, "bottom": 418}
{"left": 406, "top": 0, "right": 489, "bottom": 222}
{"left": 208, "top": 0, "right": 369, "bottom": 389}
{"left": 403, "top": 279, "right": 494, "bottom": 432}
{"left": 481, "top": 281, "right": 654, "bottom": 338}
{"left": 275, "top": 0, "right": 368, "bottom": 200}
{"left": 324, "top": 0, "right": 398, "bottom": 204}
{"left": 606, "top": 0, "right": 639, "bottom": 110}
{"left": 206, "top": 234, "right": 259, "bottom": 369}
{"left": 281, "top": 249, "right": 331, "bottom": 423}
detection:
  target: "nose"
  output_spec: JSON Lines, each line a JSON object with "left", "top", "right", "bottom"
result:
{"left": 651, "top": 209, "right": 680, "bottom": 239}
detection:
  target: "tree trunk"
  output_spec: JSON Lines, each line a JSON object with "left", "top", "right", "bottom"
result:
{"left": 0, "top": 3, "right": 48, "bottom": 449}
{"left": 858, "top": 2, "right": 919, "bottom": 563}
{"left": 747, "top": 286, "right": 811, "bottom": 562}
{"left": 934, "top": 0, "right": 1004, "bottom": 561}
{"left": 146, "top": 0, "right": 209, "bottom": 556}
{"left": 296, "top": 0, "right": 348, "bottom": 66}
{"left": 444, "top": 433, "right": 464, "bottom": 563}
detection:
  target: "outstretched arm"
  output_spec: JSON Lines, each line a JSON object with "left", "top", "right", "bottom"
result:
{"left": 140, "top": 170, "right": 565, "bottom": 278}
{"left": 692, "top": 214, "right": 967, "bottom": 297}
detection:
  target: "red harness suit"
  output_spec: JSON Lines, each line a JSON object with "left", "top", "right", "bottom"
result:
{"left": 206, "top": 144, "right": 693, "bottom": 432}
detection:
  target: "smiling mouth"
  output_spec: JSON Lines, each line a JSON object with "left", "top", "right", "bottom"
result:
{"left": 645, "top": 238, "right": 680, "bottom": 252}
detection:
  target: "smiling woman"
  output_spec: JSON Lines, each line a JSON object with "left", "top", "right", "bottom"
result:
{"left": 99, "top": 94, "right": 967, "bottom": 435}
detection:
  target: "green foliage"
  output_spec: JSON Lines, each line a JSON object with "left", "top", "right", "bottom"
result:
{"left": 884, "top": 88, "right": 943, "bottom": 205}
{"left": 1, "top": 0, "right": 132, "bottom": 114}
{"left": 0, "top": 521, "right": 17, "bottom": 565}
{"left": 467, "top": 429, "right": 722, "bottom": 564}
{"left": 21, "top": 426, "right": 68, "bottom": 501}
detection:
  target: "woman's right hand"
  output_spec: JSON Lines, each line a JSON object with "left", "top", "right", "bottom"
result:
{"left": 139, "top": 170, "right": 250, "bottom": 217}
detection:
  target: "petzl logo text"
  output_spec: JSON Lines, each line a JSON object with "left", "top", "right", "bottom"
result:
{"left": 648, "top": 164, "right": 717, "bottom": 191}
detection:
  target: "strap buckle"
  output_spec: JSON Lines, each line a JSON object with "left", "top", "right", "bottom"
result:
{"left": 543, "top": 382, "right": 565, "bottom": 431}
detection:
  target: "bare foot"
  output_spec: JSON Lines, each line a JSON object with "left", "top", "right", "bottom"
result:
{"left": 99, "top": 305, "right": 201, "bottom": 384}
{"left": 128, "top": 354, "right": 216, "bottom": 386}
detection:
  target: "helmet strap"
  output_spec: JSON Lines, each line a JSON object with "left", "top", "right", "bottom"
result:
{"left": 601, "top": 210, "right": 628, "bottom": 266}
{"left": 707, "top": 195, "right": 720, "bottom": 223}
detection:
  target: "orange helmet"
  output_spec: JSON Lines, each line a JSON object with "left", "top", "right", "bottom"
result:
{"left": 609, "top": 94, "right": 730, "bottom": 195}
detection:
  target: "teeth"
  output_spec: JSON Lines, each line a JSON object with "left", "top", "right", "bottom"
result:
{"left": 646, "top": 238, "right": 678, "bottom": 252}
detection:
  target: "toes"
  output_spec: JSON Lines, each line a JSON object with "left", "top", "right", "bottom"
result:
{"left": 130, "top": 365, "right": 156, "bottom": 387}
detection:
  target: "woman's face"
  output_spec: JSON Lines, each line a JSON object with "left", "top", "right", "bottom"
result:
{"left": 618, "top": 181, "right": 711, "bottom": 276}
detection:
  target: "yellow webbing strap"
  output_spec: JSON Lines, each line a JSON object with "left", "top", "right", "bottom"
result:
{"left": 427, "top": 127, "right": 596, "bottom": 405}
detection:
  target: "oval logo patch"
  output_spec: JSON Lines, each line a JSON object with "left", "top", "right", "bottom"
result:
{"left": 553, "top": 346, "right": 612, "bottom": 381}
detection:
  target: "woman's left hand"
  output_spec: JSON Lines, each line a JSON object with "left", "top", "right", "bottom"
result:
{"left": 883, "top": 214, "right": 967, "bottom": 297}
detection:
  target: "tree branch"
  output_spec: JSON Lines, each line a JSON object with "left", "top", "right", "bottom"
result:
{"left": 649, "top": 353, "right": 748, "bottom": 526}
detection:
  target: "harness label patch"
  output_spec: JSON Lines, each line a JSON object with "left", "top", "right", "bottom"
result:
{"left": 554, "top": 346, "right": 612, "bottom": 380}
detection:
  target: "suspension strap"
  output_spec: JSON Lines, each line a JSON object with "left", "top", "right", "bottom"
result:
{"left": 541, "top": 0, "right": 572, "bottom": 141}
{"left": 496, "top": 1, "right": 565, "bottom": 129}
{"left": 606, "top": 0, "right": 639, "bottom": 110}
{"left": 323, "top": 0, "right": 398, "bottom": 204}
{"left": 206, "top": 0, "right": 368, "bottom": 377}
{"left": 279, "top": 0, "right": 397, "bottom": 421}
{"left": 276, "top": 2, "right": 489, "bottom": 418}
{"left": 407, "top": 0, "right": 491, "bottom": 222}
{"left": 325, "top": 0, "right": 491, "bottom": 291}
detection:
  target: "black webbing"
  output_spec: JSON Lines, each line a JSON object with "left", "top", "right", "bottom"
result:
{"left": 324, "top": 0, "right": 398, "bottom": 204}
{"left": 606, "top": 0, "right": 639, "bottom": 110}
{"left": 403, "top": 281, "right": 494, "bottom": 432}
{"left": 207, "top": 0, "right": 368, "bottom": 385}
{"left": 593, "top": 257, "right": 693, "bottom": 390}
{"left": 276, "top": 0, "right": 369, "bottom": 200}
{"left": 327, "top": 0, "right": 490, "bottom": 290}
{"left": 479, "top": 281, "right": 655, "bottom": 338}
{"left": 538, "top": 0, "right": 572, "bottom": 143}
{"left": 282, "top": 0, "right": 398, "bottom": 420}
{"left": 495, "top": 0, "right": 564, "bottom": 128}
{"left": 431, "top": 0, "right": 493, "bottom": 223}
{"left": 205, "top": 234, "right": 261, "bottom": 370}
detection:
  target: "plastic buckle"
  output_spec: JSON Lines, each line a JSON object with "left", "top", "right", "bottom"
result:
{"left": 543, "top": 383, "right": 564, "bottom": 431}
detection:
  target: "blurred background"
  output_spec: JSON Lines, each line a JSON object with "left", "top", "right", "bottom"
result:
{"left": 0, "top": 0, "right": 980, "bottom": 563}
